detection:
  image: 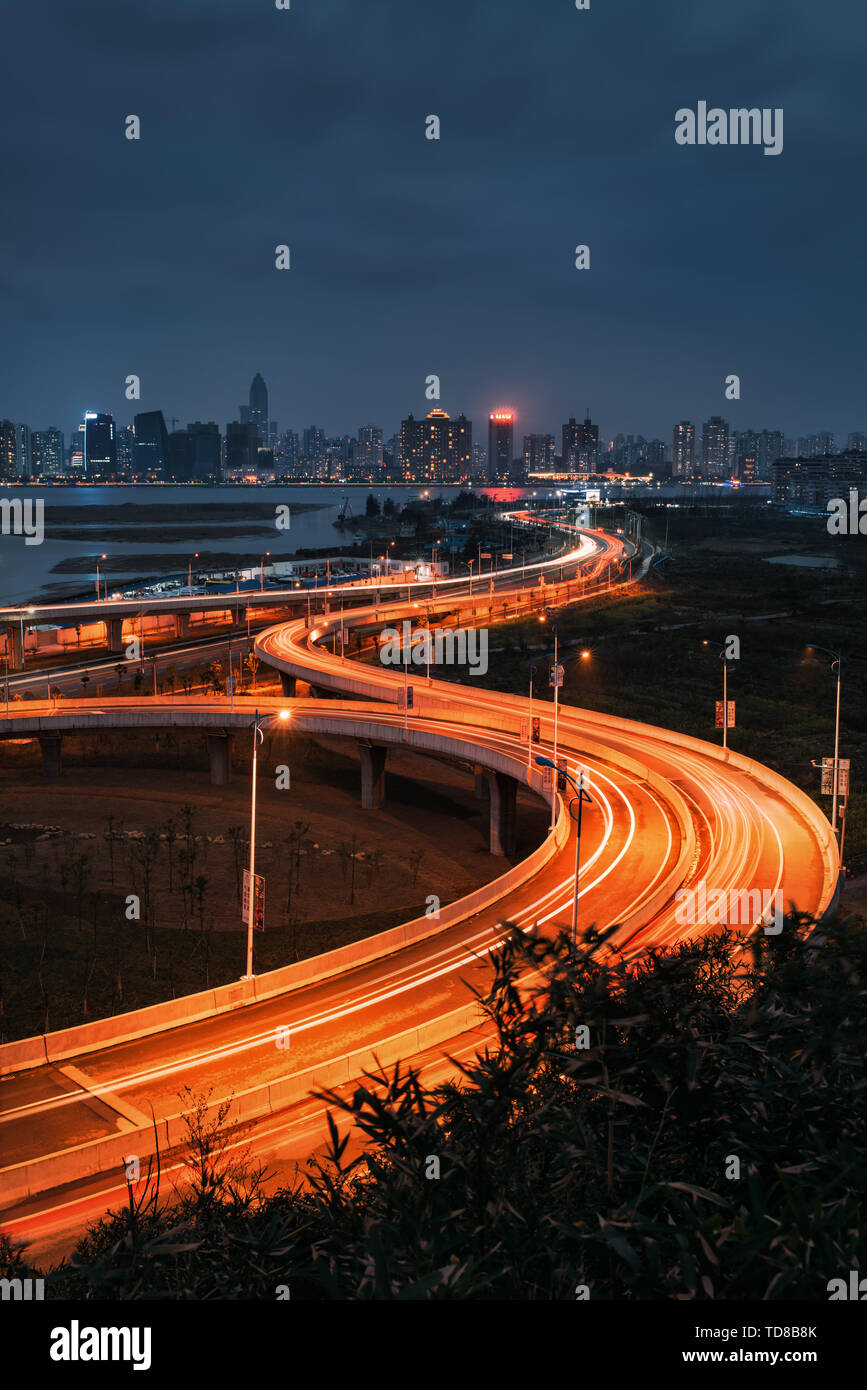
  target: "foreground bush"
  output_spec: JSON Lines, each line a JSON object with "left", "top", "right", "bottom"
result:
{"left": 4, "top": 913, "right": 865, "bottom": 1299}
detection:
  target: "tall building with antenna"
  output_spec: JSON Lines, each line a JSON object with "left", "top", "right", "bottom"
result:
{"left": 245, "top": 373, "right": 269, "bottom": 444}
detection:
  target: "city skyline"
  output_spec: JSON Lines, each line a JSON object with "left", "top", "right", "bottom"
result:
{"left": 3, "top": 393, "right": 865, "bottom": 485}
{"left": 3, "top": 369, "right": 864, "bottom": 479}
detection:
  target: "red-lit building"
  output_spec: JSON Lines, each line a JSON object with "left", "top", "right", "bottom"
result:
{"left": 488, "top": 409, "right": 515, "bottom": 482}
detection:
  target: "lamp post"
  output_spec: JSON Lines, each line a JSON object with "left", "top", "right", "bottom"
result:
{"left": 526, "top": 656, "right": 543, "bottom": 768}
{"left": 702, "top": 638, "right": 734, "bottom": 750}
{"left": 95, "top": 553, "right": 107, "bottom": 602}
{"left": 539, "top": 612, "right": 560, "bottom": 831}
{"left": 806, "top": 643, "right": 843, "bottom": 838}
{"left": 424, "top": 608, "right": 432, "bottom": 682}
{"left": 260, "top": 551, "right": 270, "bottom": 592}
{"left": 403, "top": 626, "right": 410, "bottom": 738}
{"left": 188, "top": 552, "right": 199, "bottom": 591}
{"left": 243, "top": 707, "right": 290, "bottom": 979}
{"left": 468, "top": 558, "right": 475, "bottom": 602}
{"left": 535, "top": 755, "right": 592, "bottom": 946}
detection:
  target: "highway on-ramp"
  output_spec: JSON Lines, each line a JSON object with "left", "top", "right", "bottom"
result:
{"left": 0, "top": 526, "right": 838, "bottom": 1260}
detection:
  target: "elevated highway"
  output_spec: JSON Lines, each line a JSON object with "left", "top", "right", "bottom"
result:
{"left": 0, "top": 526, "right": 838, "bottom": 1259}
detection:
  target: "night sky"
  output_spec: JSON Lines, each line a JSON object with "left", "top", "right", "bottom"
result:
{"left": 2, "top": 0, "right": 864, "bottom": 443}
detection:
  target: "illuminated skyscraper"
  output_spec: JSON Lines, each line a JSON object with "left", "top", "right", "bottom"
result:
{"left": 701, "top": 416, "right": 729, "bottom": 478}
{"left": 303, "top": 426, "right": 326, "bottom": 462}
{"left": 399, "top": 410, "right": 472, "bottom": 483}
{"left": 488, "top": 409, "right": 514, "bottom": 482}
{"left": 116, "top": 424, "right": 135, "bottom": 474}
{"left": 524, "top": 434, "right": 556, "bottom": 474}
{"left": 0, "top": 420, "right": 18, "bottom": 478}
{"left": 672, "top": 421, "right": 695, "bottom": 477}
{"left": 84, "top": 412, "right": 116, "bottom": 476}
{"left": 32, "top": 427, "right": 64, "bottom": 477}
{"left": 562, "top": 412, "right": 598, "bottom": 472}
{"left": 15, "top": 423, "right": 32, "bottom": 479}
{"left": 354, "top": 425, "right": 383, "bottom": 476}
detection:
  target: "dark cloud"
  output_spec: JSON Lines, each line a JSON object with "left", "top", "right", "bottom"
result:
{"left": 0, "top": 0, "right": 863, "bottom": 442}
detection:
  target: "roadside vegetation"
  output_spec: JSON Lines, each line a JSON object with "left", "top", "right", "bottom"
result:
{"left": 4, "top": 909, "right": 864, "bottom": 1299}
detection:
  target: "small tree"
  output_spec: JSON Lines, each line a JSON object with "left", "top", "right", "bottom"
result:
{"left": 244, "top": 651, "right": 260, "bottom": 688}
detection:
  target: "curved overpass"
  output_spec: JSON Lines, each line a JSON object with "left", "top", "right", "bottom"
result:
{"left": 0, "top": 526, "right": 838, "bottom": 1256}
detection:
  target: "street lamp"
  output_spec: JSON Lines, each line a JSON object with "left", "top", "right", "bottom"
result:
{"left": 702, "top": 639, "right": 735, "bottom": 751}
{"left": 260, "top": 551, "right": 270, "bottom": 592}
{"left": 539, "top": 612, "right": 560, "bottom": 830}
{"left": 95, "top": 554, "right": 107, "bottom": 602}
{"left": 535, "top": 755, "right": 593, "bottom": 946}
{"left": 188, "top": 552, "right": 199, "bottom": 591}
{"left": 526, "top": 657, "right": 542, "bottom": 768}
{"left": 243, "top": 707, "right": 291, "bottom": 980}
{"left": 806, "top": 644, "right": 843, "bottom": 839}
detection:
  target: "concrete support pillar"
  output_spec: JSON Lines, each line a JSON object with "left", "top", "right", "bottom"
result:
{"left": 207, "top": 732, "right": 232, "bottom": 786}
{"left": 175, "top": 612, "right": 190, "bottom": 641}
{"left": 280, "top": 671, "right": 296, "bottom": 697}
{"left": 106, "top": 617, "right": 125, "bottom": 653}
{"left": 359, "top": 741, "right": 387, "bottom": 810}
{"left": 473, "top": 763, "right": 488, "bottom": 799}
{"left": 5, "top": 623, "right": 24, "bottom": 670}
{"left": 39, "top": 734, "right": 63, "bottom": 778}
{"left": 486, "top": 770, "right": 517, "bottom": 858}
{"left": 231, "top": 607, "right": 244, "bottom": 630}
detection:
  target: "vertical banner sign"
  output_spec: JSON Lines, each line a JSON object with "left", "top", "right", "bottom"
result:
{"left": 838, "top": 758, "right": 851, "bottom": 797}
{"left": 532, "top": 717, "right": 541, "bottom": 743}
{"left": 727, "top": 700, "right": 735, "bottom": 729}
{"left": 550, "top": 664, "right": 564, "bottom": 688}
{"left": 716, "top": 701, "right": 736, "bottom": 729}
{"left": 242, "top": 870, "right": 266, "bottom": 930}
{"left": 820, "top": 758, "right": 834, "bottom": 794}
{"left": 520, "top": 718, "right": 529, "bottom": 740}
{"left": 557, "top": 757, "right": 568, "bottom": 791}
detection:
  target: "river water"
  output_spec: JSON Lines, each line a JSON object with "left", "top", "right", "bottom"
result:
{"left": 0, "top": 483, "right": 567, "bottom": 604}
{"left": 0, "top": 481, "right": 754, "bottom": 605}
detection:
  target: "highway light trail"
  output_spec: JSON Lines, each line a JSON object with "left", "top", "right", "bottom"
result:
{"left": 0, "top": 522, "right": 837, "bottom": 1258}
